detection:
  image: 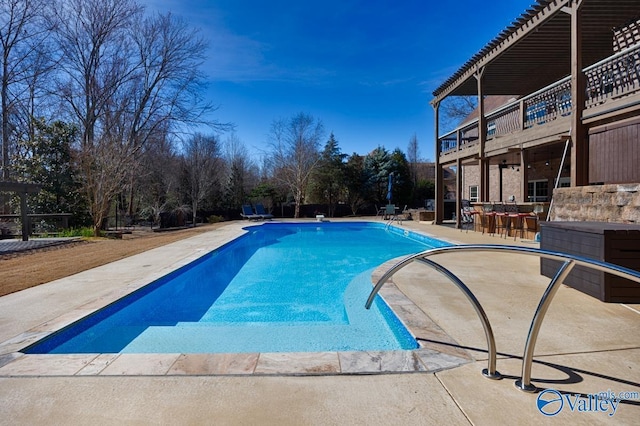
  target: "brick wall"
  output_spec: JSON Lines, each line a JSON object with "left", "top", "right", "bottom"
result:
{"left": 551, "top": 184, "right": 640, "bottom": 223}
{"left": 462, "top": 164, "right": 481, "bottom": 200}
{"left": 462, "top": 163, "right": 533, "bottom": 202}
{"left": 493, "top": 167, "right": 523, "bottom": 202}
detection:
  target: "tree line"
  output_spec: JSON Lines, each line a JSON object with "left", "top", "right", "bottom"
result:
{"left": 0, "top": 1, "right": 435, "bottom": 234}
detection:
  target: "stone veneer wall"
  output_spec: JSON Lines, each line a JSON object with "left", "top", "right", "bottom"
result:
{"left": 551, "top": 184, "right": 640, "bottom": 223}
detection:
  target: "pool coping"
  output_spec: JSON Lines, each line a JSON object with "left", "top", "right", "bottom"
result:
{"left": 0, "top": 221, "right": 473, "bottom": 377}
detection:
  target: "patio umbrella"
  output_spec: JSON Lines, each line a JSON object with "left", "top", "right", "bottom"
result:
{"left": 386, "top": 173, "right": 393, "bottom": 203}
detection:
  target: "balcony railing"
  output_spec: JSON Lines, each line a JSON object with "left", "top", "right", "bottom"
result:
{"left": 585, "top": 43, "right": 640, "bottom": 108}
{"left": 439, "top": 44, "right": 640, "bottom": 156}
{"left": 523, "top": 77, "right": 572, "bottom": 127}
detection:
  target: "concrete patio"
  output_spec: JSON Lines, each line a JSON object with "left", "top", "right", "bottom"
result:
{"left": 0, "top": 219, "right": 638, "bottom": 425}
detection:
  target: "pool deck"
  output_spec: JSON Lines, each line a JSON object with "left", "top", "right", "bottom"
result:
{"left": 0, "top": 219, "right": 638, "bottom": 424}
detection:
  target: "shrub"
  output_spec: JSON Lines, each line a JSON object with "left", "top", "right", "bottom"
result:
{"left": 207, "top": 215, "right": 224, "bottom": 224}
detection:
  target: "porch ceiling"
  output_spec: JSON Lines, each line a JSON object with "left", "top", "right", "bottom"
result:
{"left": 432, "top": 0, "right": 640, "bottom": 101}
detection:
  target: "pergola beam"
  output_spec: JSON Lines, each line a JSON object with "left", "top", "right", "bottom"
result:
{"left": 432, "top": 0, "right": 571, "bottom": 104}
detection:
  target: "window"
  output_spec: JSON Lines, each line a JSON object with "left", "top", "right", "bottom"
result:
{"left": 469, "top": 185, "right": 479, "bottom": 202}
{"left": 527, "top": 180, "right": 548, "bottom": 202}
{"left": 487, "top": 121, "right": 496, "bottom": 137}
{"left": 556, "top": 177, "right": 570, "bottom": 188}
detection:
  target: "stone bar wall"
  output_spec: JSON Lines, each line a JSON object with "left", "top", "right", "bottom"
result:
{"left": 551, "top": 184, "right": 640, "bottom": 223}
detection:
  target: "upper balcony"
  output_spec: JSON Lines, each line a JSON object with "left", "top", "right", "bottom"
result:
{"left": 438, "top": 43, "right": 640, "bottom": 162}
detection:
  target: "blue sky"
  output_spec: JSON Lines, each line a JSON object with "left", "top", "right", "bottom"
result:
{"left": 142, "top": 1, "right": 533, "bottom": 161}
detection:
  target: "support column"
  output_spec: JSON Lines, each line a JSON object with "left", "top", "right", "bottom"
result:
{"left": 432, "top": 101, "right": 444, "bottom": 224}
{"left": 569, "top": 0, "right": 587, "bottom": 186}
{"left": 19, "top": 192, "right": 28, "bottom": 241}
{"left": 521, "top": 149, "right": 528, "bottom": 202}
{"left": 475, "top": 67, "right": 489, "bottom": 201}
{"left": 498, "top": 164, "right": 504, "bottom": 202}
{"left": 456, "top": 157, "right": 462, "bottom": 228}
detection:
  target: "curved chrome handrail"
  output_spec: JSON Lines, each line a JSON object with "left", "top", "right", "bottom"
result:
{"left": 365, "top": 244, "right": 640, "bottom": 392}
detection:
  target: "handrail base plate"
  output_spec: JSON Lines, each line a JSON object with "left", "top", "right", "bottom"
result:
{"left": 514, "top": 379, "right": 538, "bottom": 393}
{"left": 482, "top": 368, "right": 502, "bottom": 380}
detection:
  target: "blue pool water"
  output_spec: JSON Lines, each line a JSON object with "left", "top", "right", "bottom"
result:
{"left": 25, "top": 222, "right": 450, "bottom": 354}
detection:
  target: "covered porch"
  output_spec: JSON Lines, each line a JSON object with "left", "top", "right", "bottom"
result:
{"left": 431, "top": 0, "right": 640, "bottom": 226}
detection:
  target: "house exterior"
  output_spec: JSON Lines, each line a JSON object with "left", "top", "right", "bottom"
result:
{"left": 431, "top": 0, "right": 640, "bottom": 225}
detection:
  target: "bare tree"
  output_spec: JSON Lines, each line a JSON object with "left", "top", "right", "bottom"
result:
{"left": 53, "top": 0, "right": 141, "bottom": 151}
{"left": 267, "top": 112, "right": 324, "bottom": 218}
{"left": 439, "top": 96, "right": 477, "bottom": 132}
{"left": 181, "top": 133, "right": 221, "bottom": 224}
{"left": 52, "top": 0, "right": 141, "bottom": 234}
{"left": 119, "top": 12, "right": 222, "bottom": 224}
{"left": 0, "top": 0, "right": 54, "bottom": 180}
{"left": 127, "top": 12, "right": 222, "bottom": 149}
{"left": 136, "top": 125, "right": 180, "bottom": 226}
{"left": 52, "top": 0, "right": 226, "bottom": 234}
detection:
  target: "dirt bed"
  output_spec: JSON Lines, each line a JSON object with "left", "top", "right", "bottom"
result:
{"left": 0, "top": 223, "right": 224, "bottom": 297}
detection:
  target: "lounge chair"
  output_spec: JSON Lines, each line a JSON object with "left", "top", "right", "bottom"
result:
{"left": 254, "top": 203, "right": 273, "bottom": 220}
{"left": 399, "top": 205, "right": 410, "bottom": 221}
{"left": 241, "top": 205, "right": 260, "bottom": 221}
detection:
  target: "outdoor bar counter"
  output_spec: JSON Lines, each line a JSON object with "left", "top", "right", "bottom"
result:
{"left": 470, "top": 202, "right": 548, "bottom": 238}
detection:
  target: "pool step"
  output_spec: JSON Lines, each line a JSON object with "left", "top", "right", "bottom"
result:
{"left": 121, "top": 322, "right": 412, "bottom": 353}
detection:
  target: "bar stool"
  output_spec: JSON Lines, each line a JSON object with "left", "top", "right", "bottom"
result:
{"left": 494, "top": 203, "right": 508, "bottom": 237}
{"left": 481, "top": 203, "right": 496, "bottom": 235}
{"left": 500, "top": 202, "right": 517, "bottom": 238}
{"left": 506, "top": 202, "right": 528, "bottom": 240}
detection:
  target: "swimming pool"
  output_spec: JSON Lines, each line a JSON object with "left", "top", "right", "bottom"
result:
{"left": 25, "top": 222, "right": 450, "bottom": 354}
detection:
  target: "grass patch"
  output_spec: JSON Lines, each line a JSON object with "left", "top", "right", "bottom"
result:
{"left": 57, "top": 227, "right": 97, "bottom": 238}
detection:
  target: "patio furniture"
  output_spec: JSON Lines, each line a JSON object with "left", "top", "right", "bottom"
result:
{"left": 481, "top": 203, "right": 496, "bottom": 235}
{"left": 384, "top": 204, "right": 398, "bottom": 221}
{"left": 255, "top": 203, "right": 273, "bottom": 220}
{"left": 460, "top": 200, "right": 478, "bottom": 233}
{"left": 493, "top": 203, "right": 508, "bottom": 237}
{"left": 504, "top": 202, "right": 528, "bottom": 240}
{"left": 241, "top": 205, "right": 260, "bottom": 221}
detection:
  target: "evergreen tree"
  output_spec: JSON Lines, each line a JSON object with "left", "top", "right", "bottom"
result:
{"left": 224, "top": 162, "right": 245, "bottom": 211}
{"left": 249, "top": 182, "right": 278, "bottom": 211}
{"left": 389, "top": 148, "right": 412, "bottom": 208}
{"left": 343, "top": 153, "right": 369, "bottom": 215}
{"left": 309, "top": 133, "right": 346, "bottom": 217}
{"left": 364, "top": 146, "right": 393, "bottom": 205}
{"left": 13, "top": 118, "right": 84, "bottom": 216}
{"left": 222, "top": 133, "right": 258, "bottom": 214}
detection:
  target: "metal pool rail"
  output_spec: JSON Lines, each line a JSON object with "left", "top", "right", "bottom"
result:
{"left": 365, "top": 244, "right": 640, "bottom": 393}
